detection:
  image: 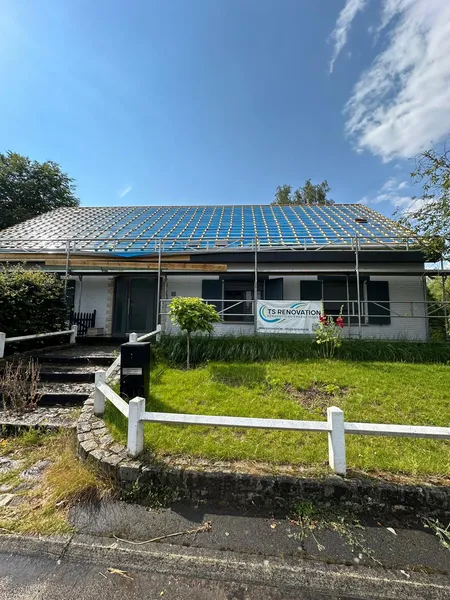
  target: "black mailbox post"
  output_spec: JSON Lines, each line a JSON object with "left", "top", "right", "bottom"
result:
{"left": 120, "top": 342, "right": 151, "bottom": 402}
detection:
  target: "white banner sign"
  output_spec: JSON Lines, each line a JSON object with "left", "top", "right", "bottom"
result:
{"left": 256, "top": 300, "right": 322, "bottom": 333}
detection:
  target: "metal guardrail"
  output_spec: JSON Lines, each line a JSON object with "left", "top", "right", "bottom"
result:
{"left": 93, "top": 370, "right": 450, "bottom": 475}
{"left": 159, "top": 298, "right": 449, "bottom": 322}
{"left": 0, "top": 233, "right": 420, "bottom": 254}
{"left": 0, "top": 326, "right": 78, "bottom": 358}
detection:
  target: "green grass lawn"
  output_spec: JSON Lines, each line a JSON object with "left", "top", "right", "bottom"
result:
{"left": 105, "top": 360, "right": 450, "bottom": 478}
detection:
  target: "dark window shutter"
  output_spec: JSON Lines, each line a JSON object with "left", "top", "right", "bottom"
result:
{"left": 300, "top": 280, "right": 323, "bottom": 301}
{"left": 265, "top": 278, "right": 284, "bottom": 300}
{"left": 367, "top": 281, "right": 391, "bottom": 325}
{"left": 202, "top": 279, "right": 222, "bottom": 311}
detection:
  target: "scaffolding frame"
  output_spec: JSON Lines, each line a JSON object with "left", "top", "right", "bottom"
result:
{"left": 1, "top": 233, "right": 448, "bottom": 340}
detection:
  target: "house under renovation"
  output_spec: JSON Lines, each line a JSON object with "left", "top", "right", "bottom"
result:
{"left": 0, "top": 204, "right": 436, "bottom": 341}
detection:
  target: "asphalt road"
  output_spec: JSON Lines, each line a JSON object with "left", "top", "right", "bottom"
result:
{"left": 0, "top": 551, "right": 356, "bottom": 600}
{"left": 1, "top": 499, "right": 449, "bottom": 600}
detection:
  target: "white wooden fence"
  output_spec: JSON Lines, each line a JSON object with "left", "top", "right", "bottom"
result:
{"left": 93, "top": 369, "right": 450, "bottom": 476}
{"left": 0, "top": 326, "right": 78, "bottom": 359}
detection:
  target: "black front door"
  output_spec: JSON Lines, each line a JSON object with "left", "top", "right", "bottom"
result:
{"left": 113, "top": 276, "right": 157, "bottom": 336}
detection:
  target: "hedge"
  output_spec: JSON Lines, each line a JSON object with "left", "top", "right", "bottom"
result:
{"left": 0, "top": 265, "right": 68, "bottom": 338}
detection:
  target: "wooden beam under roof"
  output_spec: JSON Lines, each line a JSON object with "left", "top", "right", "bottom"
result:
{"left": 44, "top": 258, "right": 227, "bottom": 271}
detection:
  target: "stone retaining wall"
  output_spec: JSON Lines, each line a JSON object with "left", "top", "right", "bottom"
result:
{"left": 77, "top": 397, "right": 450, "bottom": 517}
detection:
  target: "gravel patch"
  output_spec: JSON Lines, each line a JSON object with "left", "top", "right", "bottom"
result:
{"left": 0, "top": 406, "right": 79, "bottom": 429}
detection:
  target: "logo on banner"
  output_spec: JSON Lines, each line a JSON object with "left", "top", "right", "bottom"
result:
{"left": 258, "top": 302, "right": 306, "bottom": 324}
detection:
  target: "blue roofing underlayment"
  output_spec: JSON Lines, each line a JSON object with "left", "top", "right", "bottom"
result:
{"left": 0, "top": 205, "right": 413, "bottom": 254}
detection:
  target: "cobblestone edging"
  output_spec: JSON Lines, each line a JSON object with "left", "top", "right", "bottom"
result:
{"left": 77, "top": 397, "right": 450, "bottom": 516}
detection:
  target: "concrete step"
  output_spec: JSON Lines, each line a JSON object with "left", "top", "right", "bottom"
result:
{"left": 38, "top": 393, "right": 89, "bottom": 406}
{"left": 31, "top": 355, "right": 113, "bottom": 367}
{"left": 39, "top": 369, "right": 96, "bottom": 383}
{"left": 37, "top": 382, "right": 93, "bottom": 406}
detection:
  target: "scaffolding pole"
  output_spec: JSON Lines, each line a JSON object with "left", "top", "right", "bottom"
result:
{"left": 254, "top": 238, "right": 258, "bottom": 334}
{"left": 355, "top": 236, "right": 362, "bottom": 338}
{"left": 156, "top": 241, "right": 162, "bottom": 326}
{"left": 345, "top": 274, "right": 351, "bottom": 339}
{"left": 422, "top": 274, "right": 430, "bottom": 342}
{"left": 64, "top": 240, "right": 71, "bottom": 291}
{"left": 77, "top": 275, "right": 83, "bottom": 313}
{"left": 441, "top": 257, "right": 448, "bottom": 339}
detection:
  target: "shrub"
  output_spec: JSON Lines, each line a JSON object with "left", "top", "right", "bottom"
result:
{"left": 169, "top": 297, "right": 221, "bottom": 369}
{"left": 0, "top": 265, "right": 67, "bottom": 337}
{"left": 0, "top": 358, "right": 41, "bottom": 413}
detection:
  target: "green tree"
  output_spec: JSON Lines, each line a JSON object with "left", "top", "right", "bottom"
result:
{"left": 397, "top": 147, "right": 450, "bottom": 260}
{"left": 169, "top": 297, "right": 221, "bottom": 369}
{"left": 0, "top": 151, "right": 79, "bottom": 231}
{"left": 272, "top": 179, "right": 334, "bottom": 206}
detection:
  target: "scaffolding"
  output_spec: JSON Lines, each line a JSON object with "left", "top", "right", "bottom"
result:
{"left": 0, "top": 233, "right": 448, "bottom": 340}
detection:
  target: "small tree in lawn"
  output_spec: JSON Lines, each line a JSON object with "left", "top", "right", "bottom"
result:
{"left": 169, "top": 297, "right": 221, "bottom": 369}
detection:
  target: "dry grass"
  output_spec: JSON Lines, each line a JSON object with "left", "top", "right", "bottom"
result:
{"left": 0, "top": 429, "right": 113, "bottom": 535}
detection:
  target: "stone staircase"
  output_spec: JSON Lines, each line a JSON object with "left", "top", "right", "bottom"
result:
{"left": 31, "top": 344, "right": 119, "bottom": 406}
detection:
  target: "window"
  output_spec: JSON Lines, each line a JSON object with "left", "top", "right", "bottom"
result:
{"left": 367, "top": 281, "right": 391, "bottom": 325}
{"left": 202, "top": 277, "right": 283, "bottom": 322}
{"left": 300, "top": 277, "right": 390, "bottom": 325}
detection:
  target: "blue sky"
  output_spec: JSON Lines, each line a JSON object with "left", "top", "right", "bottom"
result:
{"left": 1, "top": 0, "right": 449, "bottom": 218}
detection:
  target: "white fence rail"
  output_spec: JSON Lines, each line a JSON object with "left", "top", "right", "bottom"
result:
{"left": 105, "top": 325, "right": 161, "bottom": 381}
{"left": 93, "top": 369, "right": 450, "bottom": 475}
{"left": 0, "top": 326, "right": 78, "bottom": 359}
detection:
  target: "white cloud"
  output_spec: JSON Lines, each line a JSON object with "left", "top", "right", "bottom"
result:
{"left": 329, "top": 0, "right": 367, "bottom": 73}
{"left": 340, "top": 0, "right": 450, "bottom": 161}
{"left": 395, "top": 196, "right": 429, "bottom": 213}
{"left": 118, "top": 185, "right": 132, "bottom": 199}
{"left": 364, "top": 176, "right": 414, "bottom": 208}
{"left": 381, "top": 177, "right": 397, "bottom": 192}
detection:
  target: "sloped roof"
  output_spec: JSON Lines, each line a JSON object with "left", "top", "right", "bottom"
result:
{"left": 0, "top": 204, "right": 413, "bottom": 254}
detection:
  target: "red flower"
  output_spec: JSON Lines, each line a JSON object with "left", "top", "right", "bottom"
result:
{"left": 336, "top": 316, "right": 344, "bottom": 329}
{"left": 319, "top": 314, "right": 327, "bottom": 325}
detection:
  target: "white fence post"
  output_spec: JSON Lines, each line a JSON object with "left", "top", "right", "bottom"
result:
{"left": 127, "top": 396, "right": 145, "bottom": 457}
{"left": 327, "top": 406, "right": 346, "bottom": 475}
{"left": 94, "top": 370, "right": 106, "bottom": 416}
{"left": 70, "top": 324, "right": 78, "bottom": 344}
{"left": 129, "top": 332, "right": 138, "bottom": 342}
{"left": 0, "top": 332, "right": 5, "bottom": 359}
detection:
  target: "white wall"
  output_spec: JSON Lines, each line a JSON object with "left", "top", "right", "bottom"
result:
{"left": 162, "top": 273, "right": 428, "bottom": 341}
{"left": 72, "top": 276, "right": 112, "bottom": 330}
